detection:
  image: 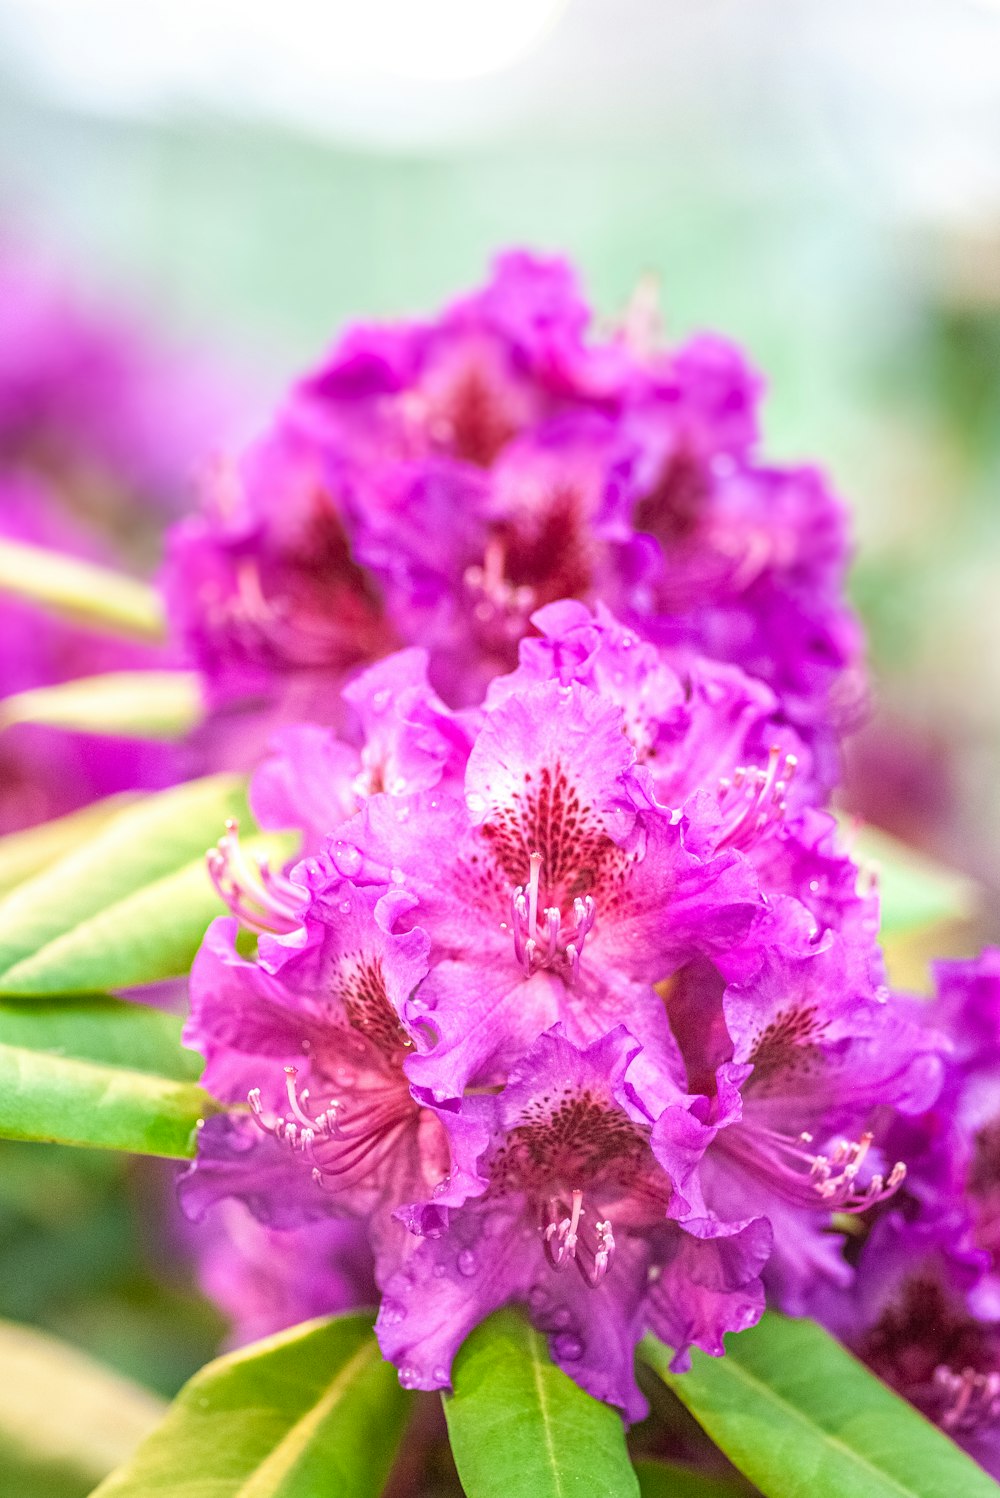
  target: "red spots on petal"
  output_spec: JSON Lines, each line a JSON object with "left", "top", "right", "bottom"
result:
{"left": 335, "top": 953, "right": 412, "bottom": 1060}
{"left": 491, "top": 1086, "right": 647, "bottom": 1193}
{"left": 481, "top": 761, "right": 615, "bottom": 903}
{"left": 746, "top": 1004, "right": 827, "bottom": 1095}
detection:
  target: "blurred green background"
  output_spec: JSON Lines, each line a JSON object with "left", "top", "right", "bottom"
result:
{"left": 0, "top": 0, "right": 997, "bottom": 1477}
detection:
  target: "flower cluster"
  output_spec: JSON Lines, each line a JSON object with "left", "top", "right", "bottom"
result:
{"left": 148, "top": 251, "right": 984, "bottom": 1442}
{"left": 180, "top": 600, "right": 935, "bottom": 1418}
{"left": 166, "top": 251, "right": 864, "bottom": 786}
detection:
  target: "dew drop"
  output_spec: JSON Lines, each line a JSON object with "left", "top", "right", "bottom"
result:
{"left": 390, "top": 778, "right": 409, "bottom": 796}
{"left": 395, "top": 804, "right": 410, "bottom": 821}
{"left": 552, "top": 1332, "right": 584, "bottom": 1361}
{"left": 432, "top": 1364, "right": 449, "bottom": 1384}
{"left": 433, "top": 1263, "right": 447, "bottom": 1278}
{"left": 398, "top": 1364, "right": 421, "bottom": 1389}
{"left": 528, "top": 1285, "right": 550, "bottom": 1312}
{"left": 551, "top": 1306, "right": 572, "bottom": 1329}
{"left": 433, "top": 1176, "right": 452, "bottom": 1197}
{"left": 465, "top": 792, "right": 486, "bottom": 816}
{"left": 371, "top": 689, "right": 391, "bottom": 714}
{"left": 457, "top": 1249, "right": 477, "bottom": 1277}
{"left": 338, "top": 899, "right": 351, "bottom": 914}
{"left": 390, "top": 866, "right": 406, "bottom": 885}
{"left": 808, "top": 879, "right": 820, "bottom": 893}
{"left": 331, "top": 841, "right": 362, "bottom": 877}
{"left": 380, "top": 1299, "right": 407, "bottom": 1327}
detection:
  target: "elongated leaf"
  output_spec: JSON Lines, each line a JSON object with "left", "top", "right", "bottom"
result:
{"left": 0, "top": 995, "right": 203, "bottom": 1080}
{"left": 0, "top": 1318, "right": 165, "bottom": 1490}
{"left": 0, "top": 775, "right": 295, "bottom": 995}
{"left": 92, "top": 1313, "right": 410, "bottom": 1497}
{"left": 444, "top": 1308, "right": 640, "bottom": 1498}
{"left": 634, "top": 1458, "right": 751, "bottom": 1497}
{"left": 642, "top": 1313, "right": 1000, "bottom": 1498}
{"left": 0, "top": 794, "right": 138, "bottom": 897}
{"left": 0, "top": 1039, "right": 216, "bottom": 1157}
{"left": 0, "top": 536, "right": 165, "bottom": 641}
{"left": 1, "top": 670, "right": 204, "bottom": 740}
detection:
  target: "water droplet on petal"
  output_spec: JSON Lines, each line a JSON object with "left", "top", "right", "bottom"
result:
{"left": 552, "top": 1332, "right": 584, "bottom": 1361}
{"left": 390, "top": 866, "right": 406, "bottom": 885}
{"left": 528, "top": 1285, "right": 549, "bottom": 1312}
{"left": 338, "top": 900, "right": 351, "bottom": 913}
{"left": 432, "top": 1364, "right": 449, "bottom": 1384}
{"left": 433, "top": 1263, "right": 447, "bottom": 1278}
{"left": 433, "top": 1176, "right": 452, "bottom": 1197}
{"left": 552, "top": 1307, "right": 572, "bottom": 1329}
{"left": 371, "top": 689, "right": 391, "bottom": 714}
{"left": 465, "top": 792, "right": 486, "bottom": 816}
{"left": 398, "top": 1364, "right": 420, "bottom": 1389}
{"left": 457, "top": 1249, "right": 477, "bottom": 1277}
{"left": 331, "top": 841, "right": 362, "bottom": 877}
{"left": 380, "top": 1299, "right": 407, "bottom": 1326}
{"left": 395, "top": 803, "right": 410, "bottom": 821}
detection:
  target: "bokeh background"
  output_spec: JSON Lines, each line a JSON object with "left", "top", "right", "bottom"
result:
{"left": 0, "top": 0, "right": 998, "bottom": 1486}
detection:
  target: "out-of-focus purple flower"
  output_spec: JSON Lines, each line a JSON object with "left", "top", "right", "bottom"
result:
{"left": 0, "top": 237, "right": 243, "bottom": 534}
{"left": 187, "top": 1199, "right": 377, "bottom": 1349}
{"left": 164, "top": 251, "right": 864, "bottom": 779}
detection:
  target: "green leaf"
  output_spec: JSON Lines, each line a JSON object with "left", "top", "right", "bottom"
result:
{"left": 0, "top": 995, "right": 203, "bottom": 1080}
{"left": 0, "top": 1044, "right": 216, "bottom": 1158}
{"left": 91, "top": 1313, "right": 411, "bottom": 1498}
{"left": 1, "top": 671, "right": 204, "bottom": 740}
{"left": 0, "top": 1318, "right": 166, "bottom": 1492}
{"left": 0, "top": 536, "right": 166, "bottom": 642}
{"left": 444, "top": 1307, "right": 640, "bottom": 1498}
{"left": 634, "top": 1458, "right": 750, "bottom": 1497}
{"left": 0, "top": 987, "right": 212, "bottom": 1156}
{"left": 838, "top": 817, "right": 976, "bottom": 936}
{"left": 642, "top": 1313, "right": 1000, "bottom": 1498}
{"left": 0, "top": 775, "right": 296, "bottom": 996}
{"left": 0, "top": 794, "right": 139, "bottom": 897}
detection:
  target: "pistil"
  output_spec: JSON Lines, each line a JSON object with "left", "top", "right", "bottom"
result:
{"left": 542, "top": 1189, "right": 616, "bottom": 1288}
{"left": 509, "top": 853, "right": 596, "bottom": 979}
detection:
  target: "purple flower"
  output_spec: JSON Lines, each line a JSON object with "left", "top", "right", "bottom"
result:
{"left": 376, "top": 1027, "right": 770, "bottom": 1420}
{"left": 179, "top": 883, "right": 486, "bottom": 1276}
{"left": 164, "top": 251, "right": 864, "bottom": 772}
{"left": 314, "top": 676, "right": 762, "bottom": 1096}
{"left": 664, "top": 935, "right": 942, "bottom": 1311}
{"left": 0, "top": 235, "right": 242, "bottom": 521}
{"left": 187, "top": 1200, "right": 376, "bottom": 1349}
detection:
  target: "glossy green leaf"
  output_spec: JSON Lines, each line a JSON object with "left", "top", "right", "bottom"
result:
{"left": 0, "top": 981, "right": 211, "bottom": 1156}
{"left": 444, "top": 1307, "right": 640, "bottom": 1498}
{"left": 92, "top": 1313, "right": 411, "bottom": 1498}
{"left": 839, "top": 817, "right": 976, "bottom": 935}
{"left": 1, "top": 670, "right": 204, "bottom": 740}
{"left": 0, "top": 995, "right": 203, "bottom": 1080}
{"left": 0, "top": 1318, "right": 166, "bottom": 1492}
{"left": 634, "top": 1458, "right": 750, "bottom": 1497}
{"left": 642, "top": 1313, "right": 1000, "bottom": 1498}
{"left": 0, "top": 794, "right": 139, "bottom": 897}
{"left": 0, "top": 775, "right": 295, "bottom": 996}
{"left": 0, "top": 536, "right": 166, "bottom": 641}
